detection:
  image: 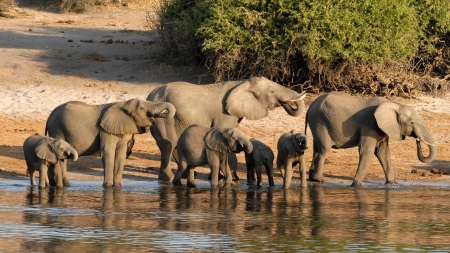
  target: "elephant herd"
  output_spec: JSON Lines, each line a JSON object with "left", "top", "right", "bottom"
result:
{"left": 22, "top": 77, "right": 437, "bottom": 189}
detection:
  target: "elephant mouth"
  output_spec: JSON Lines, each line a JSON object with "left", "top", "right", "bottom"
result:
{"left": 280, "top": 100, "right": 298, "bottom": 110}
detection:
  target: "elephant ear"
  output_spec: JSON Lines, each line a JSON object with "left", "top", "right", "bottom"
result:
{"left": 205, "top": 128, "right": 229, "bottom": 153}
{"left": 225, "top": 80, "right": 268, "bottom": 120}
{"left": 35, "top": 141, "right": 57, "bottom": 164}
{"left": 100, "top": 100, "right": 141, "bottom": 135}
{"left": 374, "top": 102, "right": 402, "bottom": 141}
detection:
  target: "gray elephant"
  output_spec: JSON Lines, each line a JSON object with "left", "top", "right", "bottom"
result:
{"left": 306, "top": 91, "right": 437, "bottom": 187}
{"left": 173, "top": 125, "right": 253, "bottom": 188}
{"left": 146, "top": 76, "right": 306, "bottom": 181}
{"left": 245, "top": 138, "right": 275, "bottom": 187}
{"left": 277, "top": 132, "right": 309, "bottom": 189}
{"left": 45, "top": 98, "right": 176, "bottom": 187}
{"left": 23, "top": 133, "right": 78, "bottom": 188}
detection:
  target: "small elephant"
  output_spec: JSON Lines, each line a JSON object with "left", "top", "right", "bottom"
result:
{"left": 23, "top": 133, "right": 78, "bottom": 188}
{"left": 173, "top": 125, "right": 253, "bottom": 188}
{"left": 245, "top": 138, "right": 275, "bottom": 187}
{"left": 277, "top": 132, "right": 309, "bottom": 189}
{"left": 45, "top": 98, "right": 176, "bottom": 187}
{"left": 306, "top": 91, "right": 437, "bottom": 187}
{"left": 146, "top": 76, "right": 307, "bottom": 181}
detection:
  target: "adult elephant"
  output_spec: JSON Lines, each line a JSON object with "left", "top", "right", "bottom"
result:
{"left": 45, "top": 98, "right": 176, "bottom": 187}
{"left": 147, "top": 76, "right": 307, "bottom": 181}
{"left": 306, "top": 91, "right": 437, "bottom": 187}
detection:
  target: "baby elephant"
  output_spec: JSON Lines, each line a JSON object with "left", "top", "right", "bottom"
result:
{"left": 173, "top": 125, "right": 253, "bottom": 188}
{"left": 245, "top": 138, "right": 275, "bottom": 187}
{"left": 277, "top": 131, "right": 308, "bottom": 189}
{"left": 23, "top": 133, "right": 78, "bottom": 188}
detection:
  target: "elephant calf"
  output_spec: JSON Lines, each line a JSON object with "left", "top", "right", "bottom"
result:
{"left": 23, "top": 133, "right": 78, "bottom": 188}
{"left": 173, "top": 125, "right": 253, "bottom": 188}
{"left": 245, "top": 138, "right": 275, "bottom": 187}
{"left": 277, "top": 132, "right": 309, "bottom": 189}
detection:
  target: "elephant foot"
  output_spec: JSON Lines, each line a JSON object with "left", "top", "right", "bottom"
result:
{"left": 385, "top": 180, "right": 398, "bottom": 185}
{"left": 158, "top": 170, "right": 175, "bottom": 182}
{"left": 103, "top": 182, "right": 113, "bottom": 187}
{"left": 63, "top": 178, "right": 70, "bottom": 187}
{"left": 173, "top": 179, "right": 182, "bottom": 186}
{"left": 186, "top": 181, "right": 197, "bottom": 188}
{"left": 113, "top": 183, "right": 122, "bottom": 188}
{"left": 350, "top": 181, "right": 363, "bottom": 187}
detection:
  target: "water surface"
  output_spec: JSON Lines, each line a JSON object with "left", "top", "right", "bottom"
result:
{"left": 0, "top": 180, "right": 449, "bottom": 252}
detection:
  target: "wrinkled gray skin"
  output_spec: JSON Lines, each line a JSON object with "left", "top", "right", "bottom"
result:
{"left": 277, "top": 132, "right": 309, "bottom": 189}
{"left": 306, "top": 92, "right": 437, "bottom": 187}
{"left": 146, "top": 76, "right": 306, "bottom": 181}
{"left": 245, "top": 138, "right": 275, "bottom": 187}
{"left": 23, "top": 133, "right": 78, "bottom": 188}
{"left": 45, "top": 98, "right": 176, "bottom": 187}
{"left": 173, "top": 125, "right": 253, "bottom": 188}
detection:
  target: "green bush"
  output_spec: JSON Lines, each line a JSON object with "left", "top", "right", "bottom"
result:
{"left": 159, "top": 0, "right": 450, "bottom": 91}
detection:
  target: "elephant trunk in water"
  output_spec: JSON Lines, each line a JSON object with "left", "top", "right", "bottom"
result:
{"left": 414, "top": 124, "right": 436, "bottom": 163}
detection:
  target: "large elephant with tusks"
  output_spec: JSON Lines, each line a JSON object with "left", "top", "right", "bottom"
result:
{"left": 146, "top": 77, "right": 307, "bottom": 181}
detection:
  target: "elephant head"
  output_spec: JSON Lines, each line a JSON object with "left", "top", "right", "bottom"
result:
{"left": 225, "top": 77, "right": 306, "bottom": 120}
{"left": 36, "top": 138, "right": 78, "bottom": 164}
{"left": 374, "top": 102, "right": 436, "bottom": 163}
{"left": 100, "top": 98, "right": 176, "bottom": 134}
{"left": 205, "top": 128, "right": 253, "bottom": 154}
{"left": 290, "top": 133, "right": 308, "bottom": 154}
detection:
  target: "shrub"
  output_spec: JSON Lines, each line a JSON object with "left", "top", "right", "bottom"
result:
{"left": 158, "top": 0, "right": 450, "bottom": 94}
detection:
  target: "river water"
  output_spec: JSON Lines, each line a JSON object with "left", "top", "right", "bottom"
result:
{"left": 0, "top": 180, "right": 449, "bottom": 252}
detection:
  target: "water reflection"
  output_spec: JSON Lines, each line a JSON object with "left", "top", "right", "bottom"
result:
{"left": 0, "top": 181, "right": 448, "bottom": 252}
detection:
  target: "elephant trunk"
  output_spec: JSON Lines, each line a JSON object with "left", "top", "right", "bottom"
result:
{"left": 243, "top": 138, "right": 253, "bottom": 154}
{"left": 415, "top": 126, "right": 436, "bottom": 163}
{"left": 68, "top": 148, "right": 78, "bottom": 162}
{"left": 277, "top": 89, "right": 307, "bottom": 117}
{"left": 150, "top": 102, "right": 176, "bottom": 118}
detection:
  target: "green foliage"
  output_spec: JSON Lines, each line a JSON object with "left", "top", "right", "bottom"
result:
{"left": 200, "top": 0, "right": 423, "bottom": 62}
{"left": 159, "top": 0, "right": 450, "bottom": 90}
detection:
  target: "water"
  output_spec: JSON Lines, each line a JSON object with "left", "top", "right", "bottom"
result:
{"left": 0, "top": 180, "right": 449, "bottom": 252}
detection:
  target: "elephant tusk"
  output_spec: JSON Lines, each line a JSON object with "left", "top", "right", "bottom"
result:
{"left": 416, "top": 138, "right": 435, "bottom": 147}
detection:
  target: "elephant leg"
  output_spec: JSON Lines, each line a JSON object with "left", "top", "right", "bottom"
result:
{"left": 112, "top": 137, "right": 128, "bottom": 188}
{"left": 277, "top": 155, "right": 285, "bottom": 179}
{"left": 283, "top": 159, "right": 294, "bottom": 189}
{"left": 100, "top": 133, "right": 120, "bottom": 187}
{"left": 299, "top": 156, "right": 307, "bottom": 189}
{"left": 309, "top": 141, "right": 329, "bottom": 182}
{"left": 186, "top": 167, "right": 197, "bottom": 188}
{"left": 38, "top": 163, "right": 48, "bottom": 189}
{"left": 256, "top": 164, "right": 263, "bottom": 187}
{"left": 126, "top": 134, "right": 135, "bottom": 159}
{"left": 150, "top": 125, "right": 175, "bottom": 182}
{"left": 29, "top": 169, "right": 36, "bottom": 186}
{"left": 53, "top": 162, "right": 64, "bottom": 188}
{"left": 246, "top": 160, "right": 254, "bottom": 184}
{"left": 220, "top": 158, "right": 233, "bottom": 188}
{"left": 264, "top": 164, "right": 275, "bottom": 187}
{"left": 352, "top": 138, "right": 377, "bottom": 187}
{"left": 375, "top": 140, "right": 395, "bottom": 185}
{"left": 60, "top": 159, "right": 70, "bottom": 187}
{"left": 209, "top": 156, "right": 221, "bottom": 188}
{"left": 173, "top": 159, "right": 188, "bottom": 186}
